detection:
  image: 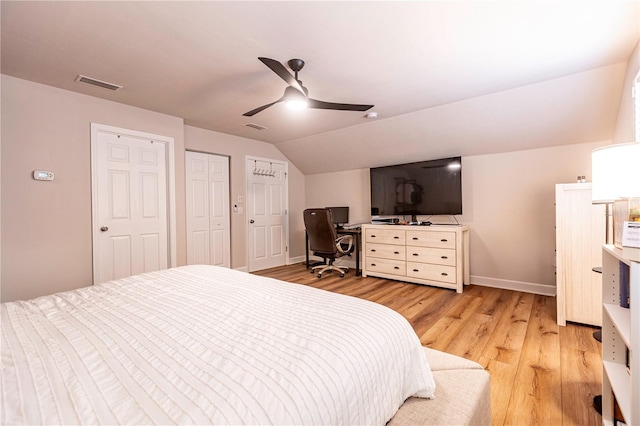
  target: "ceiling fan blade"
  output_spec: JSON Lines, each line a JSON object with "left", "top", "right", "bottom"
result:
{"left": 308, "top": 98, "right": 374, "bottom": 112}
{"left": 258, "top": 57, "right": 304, "bottom": 93}
{"left": 243, "top": 98, "right": 283, "bottom": 117}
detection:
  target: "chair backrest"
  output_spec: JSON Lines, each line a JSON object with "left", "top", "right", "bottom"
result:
{"left": 304, "top": 208, "right": 339, "bottom": 256}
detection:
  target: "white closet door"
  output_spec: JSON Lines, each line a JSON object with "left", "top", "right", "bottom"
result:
{"left": 94, "top": 132, "right": 168, "bottom": 283}
{"left": 186, "top": 151, "right": 230, "bottom": 267}
{"left": 246, "top": 157, "right": 288, "bottom": 272}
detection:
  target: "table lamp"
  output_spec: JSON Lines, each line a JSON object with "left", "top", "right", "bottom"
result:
{"left": 592, "top": 142, "right": 640, "bottom": 243}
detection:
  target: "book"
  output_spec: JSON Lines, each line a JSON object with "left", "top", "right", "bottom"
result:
{"left": 620, "top": 261, "right": 630, "bottom": 308}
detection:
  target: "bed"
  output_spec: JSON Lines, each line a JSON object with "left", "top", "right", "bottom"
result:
{"left": 1, "top": 265, "right": 438, "bottom": 425}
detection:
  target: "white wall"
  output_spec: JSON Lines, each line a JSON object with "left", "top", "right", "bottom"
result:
{"left": 184, "top": 126, "right": 306, "bottom": 269}
{"left": 305, "top": 140, "right": 607, "bottom": 294}
{"left": 613, "top": 40, "right": 640, "bottom": 143}
{"left": 1, "top": 75, "right": 186, "bottom": 302}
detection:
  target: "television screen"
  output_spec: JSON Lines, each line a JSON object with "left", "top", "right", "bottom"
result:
{"left": 370, "top": 157, "right": 462, "bottom": 216}
{"left": 326, "top": 206, "right": 349, "bottom": 227}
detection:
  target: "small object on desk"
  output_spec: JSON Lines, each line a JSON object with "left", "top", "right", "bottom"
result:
{"left": 622, "top": 221, "right": 640, "bottom": 248}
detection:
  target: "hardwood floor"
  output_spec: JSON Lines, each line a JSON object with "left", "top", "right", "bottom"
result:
{"left": 254, "top": 263, "right": 603, "bottom": 426}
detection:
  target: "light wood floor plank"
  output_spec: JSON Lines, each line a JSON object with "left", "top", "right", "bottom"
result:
{"left": 254, "top": 264, "right": 602, "bottom": 426}
{"left": 502, "top": 295, "right": 563, "bottom": 425}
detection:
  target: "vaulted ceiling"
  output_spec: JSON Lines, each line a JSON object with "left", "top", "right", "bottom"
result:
{"left": 2, "top": 1, "right": 638, "bottom": 174}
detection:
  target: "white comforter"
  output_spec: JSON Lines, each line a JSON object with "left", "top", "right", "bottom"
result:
{"left": 1, "top": 265, "right": 435, "bottom": 425}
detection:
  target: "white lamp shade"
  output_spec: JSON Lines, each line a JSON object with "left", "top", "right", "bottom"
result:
{"left": 592, "top": 142, "right": 640, "bottom": 203}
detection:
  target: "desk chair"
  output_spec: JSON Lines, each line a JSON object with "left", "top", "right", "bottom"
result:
{"left": 303, "top": 208, "right": 354, "bottom": 278}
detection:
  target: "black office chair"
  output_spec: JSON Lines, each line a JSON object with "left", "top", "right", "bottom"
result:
{"left": 303, "top": 208, "right": 353, "bottom": 278}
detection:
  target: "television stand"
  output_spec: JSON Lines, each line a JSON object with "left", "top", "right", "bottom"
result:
{"left": 362, "top": 224, "right": 469, "bottom": 293}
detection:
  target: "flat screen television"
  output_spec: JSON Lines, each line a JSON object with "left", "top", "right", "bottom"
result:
{"left": 370, "top": 156, "right": 462, "bottom": 218}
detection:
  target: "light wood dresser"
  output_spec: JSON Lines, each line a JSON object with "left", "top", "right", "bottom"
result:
{"left": 361, "top": 224, "right": 469, "bottom": 293}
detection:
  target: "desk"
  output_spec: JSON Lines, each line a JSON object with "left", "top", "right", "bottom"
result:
{"left": 305, "top": 227, "right": 361, "bottom": 276}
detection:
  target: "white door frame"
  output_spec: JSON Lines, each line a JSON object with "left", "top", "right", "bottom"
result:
{"left": 246, "top": 155, "right": 289, "bottom": 272}
{"left": 90, "top": 123, "right": 177, "bottom": 284}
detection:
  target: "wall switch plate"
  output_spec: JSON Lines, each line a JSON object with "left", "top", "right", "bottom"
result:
{"left": 238, "top": 195, "right": 245, "bottom": 203}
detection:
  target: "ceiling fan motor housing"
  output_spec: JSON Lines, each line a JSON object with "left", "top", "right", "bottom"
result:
{"left": 287, "top": 59, "right": 305, "bottom": 73}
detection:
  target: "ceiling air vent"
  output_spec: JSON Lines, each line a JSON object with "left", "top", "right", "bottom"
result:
{"left": 75, "top": 75, "right": 122, "bottom": 91}
{"left": 245, "top": 123, "right": 268, "bottom": 131}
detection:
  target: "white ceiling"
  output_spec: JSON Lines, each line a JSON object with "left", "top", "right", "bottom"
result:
{"left": 2, "top": 1, "right": 639, "bottom": 174}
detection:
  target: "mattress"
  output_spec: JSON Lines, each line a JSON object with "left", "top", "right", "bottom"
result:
{"left": 1, "top": 265, "right": 435, "bottom": 425}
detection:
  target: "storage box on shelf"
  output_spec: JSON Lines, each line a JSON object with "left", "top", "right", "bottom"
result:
{"left": 361, "top": 224, "right": 469, "bottom": 293}
{"left": 601, "top": 244, "right": 639, "bottom": 425}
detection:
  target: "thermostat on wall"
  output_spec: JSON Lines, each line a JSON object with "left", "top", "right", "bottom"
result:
{"left": 33, "top": 170, "right": 54, "bottom": 181}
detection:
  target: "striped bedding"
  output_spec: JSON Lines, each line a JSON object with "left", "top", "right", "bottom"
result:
{"left": 1, "top": 265, "right": 435, "bottom": 425}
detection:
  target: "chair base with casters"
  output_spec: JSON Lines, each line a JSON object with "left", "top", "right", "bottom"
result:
{"left": 311, "top": 261, "right": 350, "bottom": 278}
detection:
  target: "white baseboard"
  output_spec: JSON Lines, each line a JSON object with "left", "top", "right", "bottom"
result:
{"left": 234, "top": 266, "right": 248, "bottom": 273}
{"left": 470, "top": 275, "right": 556, "bottom": 296}
{"left": 288, "top": 255, "right": 306, "bottom": 265}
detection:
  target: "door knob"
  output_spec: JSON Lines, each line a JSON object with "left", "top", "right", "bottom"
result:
{"left": 249, "top": 219, "right": 255, "bottom": 224}
{"left": 100, "top": 226, "right": 109, "bottom": 232}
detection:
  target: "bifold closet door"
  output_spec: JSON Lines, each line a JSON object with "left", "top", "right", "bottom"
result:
{"left": 186, "top": 151, "right": 230, "bottom": 267}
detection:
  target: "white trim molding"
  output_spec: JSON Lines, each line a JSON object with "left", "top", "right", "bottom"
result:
{"left": 470, "top": 275, "right": 556, "bottom": 296}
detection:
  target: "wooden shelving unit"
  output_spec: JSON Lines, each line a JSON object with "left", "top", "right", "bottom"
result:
{"left": 601, "top": 245, "right": 639, "bottom": 425}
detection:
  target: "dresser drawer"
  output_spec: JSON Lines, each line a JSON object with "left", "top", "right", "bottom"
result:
{"left": 366, "top": 243, "right": 406, "bottom": 260}
{"left": 406, "top": 230, "right": 456, "bottom": 249}
{"left": 365, "top": 228, "right": 406, "bottom": 245}
{"left": 406, "top": 247, "right": 456, "bottom": 266}
{"left": 366, "top": 258, "right": 406, "bottom": 276}
{"left": 407, "top": 262, "right": 457, "bottom": 284}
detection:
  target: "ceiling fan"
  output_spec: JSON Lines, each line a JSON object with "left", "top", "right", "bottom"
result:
{"left": 243, "top": 57, "right": 374, "bottom": 117}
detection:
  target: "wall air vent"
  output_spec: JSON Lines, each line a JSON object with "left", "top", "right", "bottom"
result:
{"left": 75, "top": 75, "right": 122, "bottom": 91}
{"left": 245, "top": 123, "right": 268, "bottom": 131}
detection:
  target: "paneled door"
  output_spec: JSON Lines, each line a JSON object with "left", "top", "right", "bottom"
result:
{"left": 92, "top": 125, "right": 170, "bottom": 284}
{"left": 246, "top": 157, "right": 288, "bottom": 272}
{"left": 185, "top": 151, "right": 230, "bottom": 267}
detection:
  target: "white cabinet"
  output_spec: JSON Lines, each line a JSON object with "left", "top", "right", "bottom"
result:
{"left": 362, "top": 225, "right": 469, "bottom": 293}
{"left": 601, "top": 245, "right": 639, "bottom": 426}
{"left": 555, "top": 183, "right": 606, "bottom": 326}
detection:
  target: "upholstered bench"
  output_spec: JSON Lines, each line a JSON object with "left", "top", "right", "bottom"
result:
{"left": 390, "top": 347, "right": 491, "bottom": 425}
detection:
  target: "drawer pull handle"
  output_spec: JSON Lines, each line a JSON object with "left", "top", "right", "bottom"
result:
{"left": 371, "top": 235, "right": 376, "bottom": 238}
{"left": 441, "top": 272, "right": 448, "bottom": 276}
{"left": 394, "top": 236, "right": 400, "bottom": 239}
{"left": 412, "top": 237, "right": 419, "bottom": 240}
{"left": 413, "top": 253, "right": 419, "bottom": 256}
{"left": 371, "top": 263, "right": 376, "bottom": 267}
{"left": 441, "top": 239, "right": 448, "bottom": 242}
{"left": 371, "top": 249, "right": 376, "bottom": 252}
{"left": 394, "top": 266, "right": 400, "bottom": 270}
{"left": 441, "top": 256, "right": 448, "bottom": 259}
{"left": 413, "top": 269, "right": 419, "bottom": 272}
{"left": 394, "top": 251, "right": 400, "bottom": 254}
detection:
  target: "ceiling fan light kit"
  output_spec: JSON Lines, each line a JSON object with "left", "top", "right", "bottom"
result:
{"left": 243, "top": 57, "right": 374, "bottom": 117}
{"left": 283, "top": 86, "right": 308, "bottom": 110}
